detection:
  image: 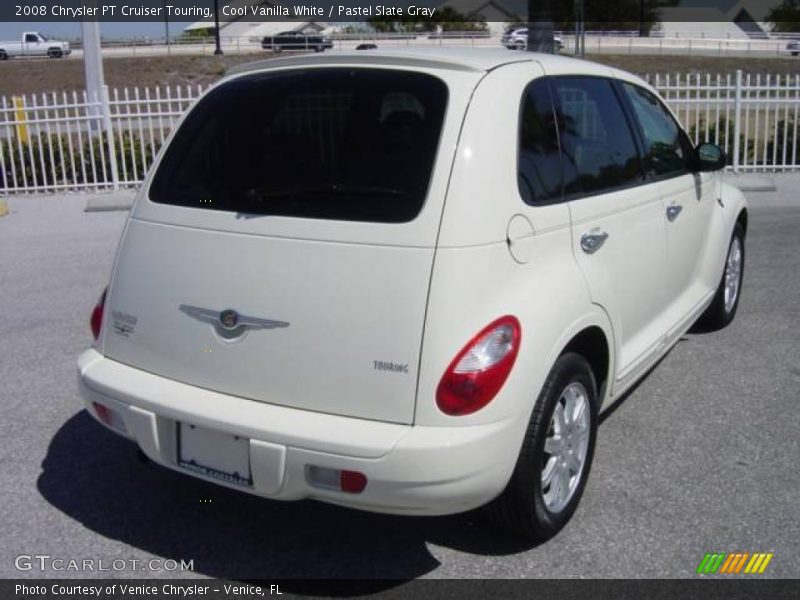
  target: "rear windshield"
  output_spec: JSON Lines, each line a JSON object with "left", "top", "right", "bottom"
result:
{"left": 150, "top": 68, "right": 448, "bottom": 223}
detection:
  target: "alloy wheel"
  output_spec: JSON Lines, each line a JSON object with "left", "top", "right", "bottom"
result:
{"left": 541, "top": 382, "right": 591, "bottom": 514}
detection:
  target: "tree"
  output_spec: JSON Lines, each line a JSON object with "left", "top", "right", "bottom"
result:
{"left": 368, "top": 8, "right": 486, "bottom": 34}
{"left": 550, "top": 0, "right": 669, "bottom": 34}
{"left": 527, "top": 0, "right": 555, "bottom": 53}
{"left": 435, "top": 7, "right": 488, "bottom": 32}
{"left": 767, "top": 0, "right": 800, "bottom": 33}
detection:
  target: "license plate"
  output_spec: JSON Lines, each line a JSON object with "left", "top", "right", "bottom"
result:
{"left": 177, "top": 422, "right": 252, "bottom": 488}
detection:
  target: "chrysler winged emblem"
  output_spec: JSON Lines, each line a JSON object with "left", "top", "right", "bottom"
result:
{"left": 179, "top": 304, "right": 289, "bottom": 340}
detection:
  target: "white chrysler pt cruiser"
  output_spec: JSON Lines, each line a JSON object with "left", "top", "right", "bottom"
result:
{"left": 78, "top": 48, "right": 747, "bottom": 541}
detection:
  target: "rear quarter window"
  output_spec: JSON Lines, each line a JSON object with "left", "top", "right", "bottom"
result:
{"left": 518, "top": 78, "right": 562, "bottom": 205}
{"left": 149, "top": 68, "right": 448, "bottom": 223}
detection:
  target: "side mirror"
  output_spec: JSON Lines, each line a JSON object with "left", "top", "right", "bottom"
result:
{"left": 695, "top": 143, "right": 726, "bottom": 172}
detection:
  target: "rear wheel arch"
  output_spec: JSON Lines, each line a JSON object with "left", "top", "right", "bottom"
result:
{"left": 559, "top": 326, "right": 610, "bottom": 409}
{"left": 736, "top": 208, "right": 748, "bottom": 237}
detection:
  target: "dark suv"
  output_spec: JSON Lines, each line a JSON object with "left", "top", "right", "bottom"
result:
{"left": 261, "top": 31, "right": 333, "bottom": 53}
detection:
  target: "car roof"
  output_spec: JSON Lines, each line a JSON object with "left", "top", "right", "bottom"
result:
{"left": 228, "top": 47, "right": 623, "bottom": 77}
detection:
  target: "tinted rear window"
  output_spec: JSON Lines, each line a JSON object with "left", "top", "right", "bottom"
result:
{"left": 150, "top": 69, "right": 448, "bottom": 223}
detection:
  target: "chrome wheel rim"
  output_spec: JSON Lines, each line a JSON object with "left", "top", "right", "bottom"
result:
{"left": 723, "top": 236, "right": 742, "bottom": 314}
{"left": 541, "top": 382, "right": 591, "bottom": 514}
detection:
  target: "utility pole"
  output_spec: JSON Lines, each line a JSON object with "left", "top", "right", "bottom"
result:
{"left": 164, "top": 0, "right": 170, "bottom": 55}
{"left": 640, "top": 0, "right": 647, "bottom": 37}
{"left": 213, "top": 0, "right": 224, "bottom": 55}
{"left": 527, "top": 0, "right": 555, "bottom": 53}
{"left": 81, "top": 0, "right": 105, "bottom": 131}
{"left": 574, "top": 0, "right": 585, "bottom": 56}
{"left": 81, "top": 0, "right": 118, "bottom": 188}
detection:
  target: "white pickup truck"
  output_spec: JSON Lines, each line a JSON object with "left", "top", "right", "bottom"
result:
{"left": 0, "top": 32, "right": 71, "bottom": 60}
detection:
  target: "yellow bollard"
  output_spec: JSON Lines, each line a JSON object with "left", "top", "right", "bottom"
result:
{"left": 0, "top": 199, "right": 8, "bottom": 217}
{"left": 13, "top": 96, "right": 29, "bottom": 144}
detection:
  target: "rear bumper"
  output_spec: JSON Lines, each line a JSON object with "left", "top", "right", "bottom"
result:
{"left": 77, "top": 349, "right": 523, "bottom": 516}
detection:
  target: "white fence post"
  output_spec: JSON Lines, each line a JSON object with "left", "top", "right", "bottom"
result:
{"left": 101, "top": 85, "right": 120, "bottom": 190}
{"left": 733, "top": 69, "right": 742, "bottom": 172}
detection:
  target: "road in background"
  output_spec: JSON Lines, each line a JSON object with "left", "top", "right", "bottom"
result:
{"left": 66, "top": 34, "right": 800, "bottom": 59}
{"left": 0, "top": 177, "right": 798, "bottom": 579}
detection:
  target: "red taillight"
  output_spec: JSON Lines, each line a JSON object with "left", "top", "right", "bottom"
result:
{"left": 90, "top": 288, "right": 107, "bottom": 340}
{"left": 340, "top": 470, "right": 368, "bottom": 494}
{"left": 436, "top": 316, "right": 521, "bottom": 416}
{"left": 93, "top": 402, "right": 112, "bottom": 424}
{"left": 92, "top": 401, "right": 127, "bottom": 433}
{"left": 306, "top": 466, "right": 368, "bottom": 494}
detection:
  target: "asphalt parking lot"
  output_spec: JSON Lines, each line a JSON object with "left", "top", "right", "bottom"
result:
{"left": 1, "top": 177, "right": 798, "bottom": 581}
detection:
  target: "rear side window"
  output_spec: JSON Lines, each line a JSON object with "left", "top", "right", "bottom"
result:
{"left": 621, "top": 83, "right": 695, "bottom": 178}
{"left": 150, "top": 69, "right": 448, "bottom": 223}
{"left": 518, "top": 79, "right": 561, "bottom": 205}
{"left": 550, "top": 77, "right": 642, "bottom": 199}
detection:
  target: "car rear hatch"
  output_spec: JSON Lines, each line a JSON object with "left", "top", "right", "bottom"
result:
{"left": 102, "top": 64, "right": 480, "bottom": 424}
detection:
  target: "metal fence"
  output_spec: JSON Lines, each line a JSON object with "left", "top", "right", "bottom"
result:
{"left": 1, "top": 70, "right": 799, "bottom": 195}
{"left": 0, "top": 85, "right": 201, "bottom": 194}
{"left": 644, "top": 72, "right": 800, "bottom": 171}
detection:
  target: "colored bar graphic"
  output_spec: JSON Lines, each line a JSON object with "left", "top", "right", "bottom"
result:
{"left": 697, "top": 553, "right": 726, "bottom": 574}
{"left": 700, "top": 552, "right": 773, "bottom": 575}
{"left": 758, "top": 554, "right": 774, "bottom": 573}
{"left": 719, "top": 553, "right": 737, "bottom": 574}
{"left": 696, "top": 554, "right": 712, "bottom": 573}
{"left": 733, "top": 552, "right": 750, "bottom": 574}
{"left": 745, "top": 554, "right": 762, "bottom": 573}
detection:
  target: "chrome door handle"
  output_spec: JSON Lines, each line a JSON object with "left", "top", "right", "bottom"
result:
{"left": 666, "top": 204, "right": 683, "bottom": 222}
{"left": 580, "top": 230, "right": 609, "bottom": 254}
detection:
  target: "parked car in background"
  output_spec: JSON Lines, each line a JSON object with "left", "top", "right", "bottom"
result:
{"left": 788, "top": 40, "right": 799, "bottom": 56}
{"left": 502, "top": 27, "right": 563, "bottom": 52}
{"left": 0, "top": 32, "right": 71, "bottom": 59}
{"left": 261, "top": 31, "right": 333, "bottom": 53}
{"left": 79, "top": 48, "right": 747, "bottom": 542}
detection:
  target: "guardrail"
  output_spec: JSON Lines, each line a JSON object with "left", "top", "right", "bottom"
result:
{"left": 1, "top": 71, "right": 798, "bottom": 195}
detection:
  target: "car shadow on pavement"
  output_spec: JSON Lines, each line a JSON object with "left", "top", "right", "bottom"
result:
{"left": 37, "top": 411, "right": 535, "bottom": 587}
{"left": 598, "top": 341, "right": 682, "bottom": 425}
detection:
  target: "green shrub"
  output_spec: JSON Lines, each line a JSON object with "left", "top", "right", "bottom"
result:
{"left": 689, "top": 117, "right": 756, "bottom": 166}
{"left": 765, "top": 119, "right": 798, "bottom": 166}
{"left": 0, "top": 130, "right": 162, "bottom": 190}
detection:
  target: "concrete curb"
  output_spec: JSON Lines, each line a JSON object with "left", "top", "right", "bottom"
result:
{"left": 723, "top": 175, "right": 777, "bottom": 192}
{"left": 84, "top": 190, "right": 137, "bottom": 213}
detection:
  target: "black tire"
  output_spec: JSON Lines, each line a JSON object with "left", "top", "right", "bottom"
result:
{"left": 487, "top": 352, "right": 598, "bottom": 542}
{"left": 697, "top": 222, "right": 745, "bottom": 331}
{"left": 136, "top": 448, "right": 151, "bottom": 464}
{"left": 48, "top": 49, "right": 63, "bottom": 58}
{"left": 0, "top": 51, "right": 8, "bottom": 61}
